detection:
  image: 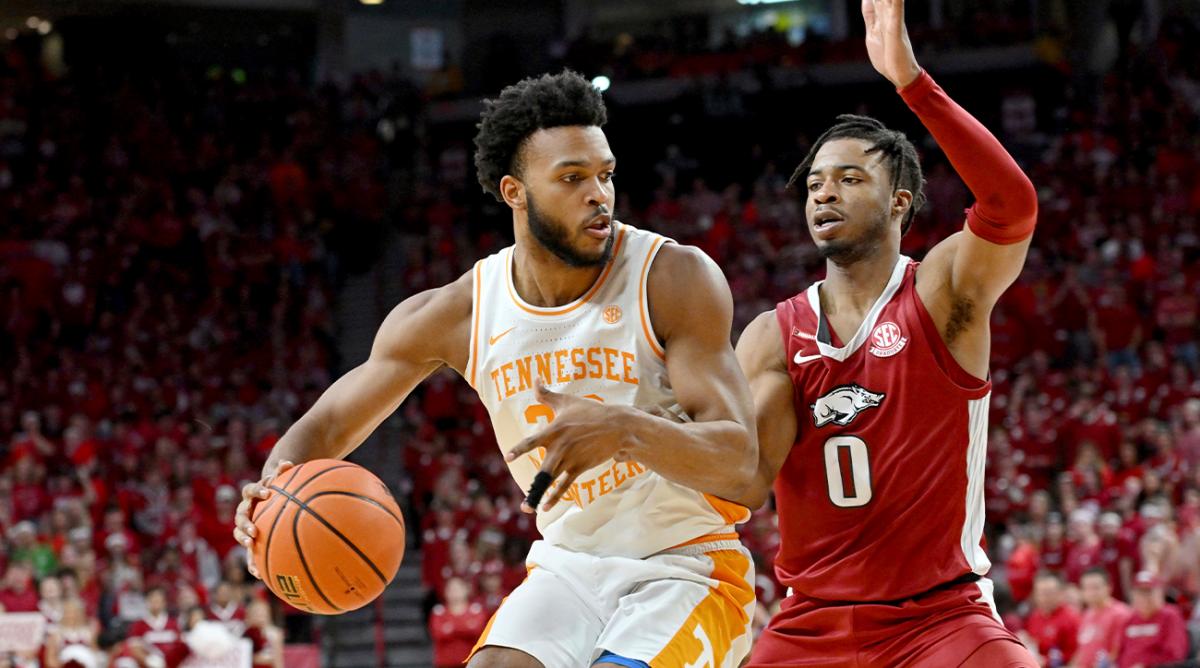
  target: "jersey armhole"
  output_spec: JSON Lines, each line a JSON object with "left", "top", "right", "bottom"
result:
{"left": 466, "top": 259, "right": 484, "bottom": 389}
{"left": 908, "top": 272, "right": 991, "bottom": 398}
{"left": 638, "top": 237, "right": 672, "bottom": 360}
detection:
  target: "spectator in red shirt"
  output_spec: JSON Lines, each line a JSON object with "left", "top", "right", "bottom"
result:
{"left": 1097, "top": 512, "right": 1137, "bottom": 601}
{"left": 1006, "top": 525, "right": 1041, "bottom": 604}
{"left": 206, "top": 581, "right": 245, "bottom": 637}
{"left": 243, "top": 599, "right": 284, "bottom": 668}
{"left": 126, "top": 585, "right": 188, "bottom": 668}
{"left": 0, "top": 562, "right": 38, "bottom": 612}
{"left": 1041, "top": 514, "right": 1071, "bottom": 574}
{"left": 1066, "top": 508, "right": 1104, "bottom": 584}
{"left": 1089, "top": 286, "right": 1142, "bottom": 371}
{"left": 1023, "top": 571, "right": 1081, "bottom": 666}
{"left": 1071, "top": 568, "right": 1131, "bottom": 668}
{"left": 429, "top": 577, "right": 487, "bottom": 668}
{"left": 1114, "top": 571, "right": 1188, "bottom": 668}
{"left": 198, "top": 485, "right": 240, "bottom": 560}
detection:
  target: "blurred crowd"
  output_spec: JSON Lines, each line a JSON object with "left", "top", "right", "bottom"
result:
{"left": 1, "top": 3, "right": 1199, "bottom": 668}
{"left": 0, "top": 35, "right": 386, "bottom": 667}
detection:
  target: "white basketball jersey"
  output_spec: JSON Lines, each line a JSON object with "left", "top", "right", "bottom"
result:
{"left": 465, "top": 222, "right": 749, "bottom": 559}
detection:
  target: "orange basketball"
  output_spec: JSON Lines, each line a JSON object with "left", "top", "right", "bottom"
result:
{"left": 250, "top": 459, "right": 405, "bottom": 615}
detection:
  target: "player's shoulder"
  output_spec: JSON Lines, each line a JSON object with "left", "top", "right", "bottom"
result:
{"left": 375, "top": 268, "right": 475, "bottom": 364}
{"left": 645, "top": 240, "right": 726, "bottom": 295}
{"left": 736, "top": 309, "right": 787, "bottom": 371}
{"left": 389, "top": 269, "right": 474, "bottom": 326}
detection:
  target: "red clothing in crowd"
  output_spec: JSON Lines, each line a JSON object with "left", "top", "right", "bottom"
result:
{"left": 0, "top": 583, "right": 38, "bottom": 612}
{"left": 1074, "top": 600, "right": 1130, "bottom": 668}
{"left": 1006, "top": 541, "right": 1040, "bottom": 603}
{"left": 1025, "top": 604, "right": 1080, "bottom": 665}
{"left": 1065, "top": 539, "right": 1103, "bottom": 584}
{"left": 429, "top": 602, "right": 488, "bottom": 668}
{"left": 1116, "top": 605, "right": 1188, "bottom": 668}
{"left": 127, "top": 613, "right": 189, "bottom": 668}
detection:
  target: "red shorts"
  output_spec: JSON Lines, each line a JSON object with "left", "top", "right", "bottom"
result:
{"left": 746, "top": 580, "right": 1036, "bottom": 667}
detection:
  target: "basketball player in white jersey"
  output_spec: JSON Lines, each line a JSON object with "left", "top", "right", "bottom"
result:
{"left": 232, "top": 71, "right": 761, "bottom": 668}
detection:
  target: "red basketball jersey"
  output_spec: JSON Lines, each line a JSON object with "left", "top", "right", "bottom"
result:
{"left": 773, "top": 256, "right": 992, "bottom": 602}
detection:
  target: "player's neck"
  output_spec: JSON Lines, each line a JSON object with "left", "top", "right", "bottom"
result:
{"left": 511, "top": 241, "right": 606, "bottom": 308}
{"left": 821, "top": 250, "right": 900, "bottom": 315}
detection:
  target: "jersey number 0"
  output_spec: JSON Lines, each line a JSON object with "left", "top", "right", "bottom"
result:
{"left": 824, "top": 436, "right": 873, "bottom": 507}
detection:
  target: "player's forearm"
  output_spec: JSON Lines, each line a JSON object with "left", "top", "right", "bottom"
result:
{"left": 899, "top": 71, "right": 1038, "bottom": 243}
{"left": 621, "top": 408, "right": 758, "bottom": 507}
{"left": 260, "top": 416, "right": 342, "bottom": 477}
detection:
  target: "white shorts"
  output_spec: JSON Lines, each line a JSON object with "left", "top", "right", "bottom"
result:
{"left": 470, "top": 534, "right": 755, "bottom": 667}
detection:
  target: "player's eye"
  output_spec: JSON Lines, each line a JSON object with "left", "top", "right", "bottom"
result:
{"left": 807, "top": 182, "right": 822, "bottom": 192}
{"left": 842, "top": 177, "right": 861, "bottom": 184}
{"left": 562, "top": 174, "right": 580, "bottom": 183}
{"left": 601, "top": 171, "right": 615, "bottom": 182}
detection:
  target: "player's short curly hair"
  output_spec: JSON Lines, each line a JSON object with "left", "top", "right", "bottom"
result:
{"left": 789, "top": 114, "right": 926, "bottom": 235}
{"left": 473, "top": 70, "right": 608, "bottom": 202}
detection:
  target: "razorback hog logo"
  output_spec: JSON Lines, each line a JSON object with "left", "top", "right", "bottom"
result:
{"left": 811, "top": 384, "right": 885, "bottom": 427}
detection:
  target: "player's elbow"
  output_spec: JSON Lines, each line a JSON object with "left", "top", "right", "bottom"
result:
{"left": 731, "top": 432, "right": 770, "bottom": 510}
{"left": 977, "top": 172, "right": 1038, "bottom": 232}
{"left": 739, "top": 481, "right": 771, "bottom": 511}
{"left": 1012, "top": 173, "right": 1039, "bottom": 222}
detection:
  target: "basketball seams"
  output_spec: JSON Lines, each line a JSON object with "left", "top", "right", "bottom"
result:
{"left": 271, "top": 485, "right": 390, "bottom": 585}
{"left": 291, "top": 503, "right": 342, "bottom": 613}
{"left": 300, "top": 490, "right": 404, "bottom": 526}
{"left": 260, "top": 462, "right": 359, "bottom": 593}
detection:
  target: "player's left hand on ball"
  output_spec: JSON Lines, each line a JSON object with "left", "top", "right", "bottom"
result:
{"left": 506, "top": 381, "right": 628, "bottom": 513}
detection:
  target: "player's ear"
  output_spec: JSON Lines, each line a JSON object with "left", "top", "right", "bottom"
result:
{"left": 892, "top": 189, "right": 913, "bottom": 220}
{"left": 500, "top": 175, "right": 526, "bottom": 211}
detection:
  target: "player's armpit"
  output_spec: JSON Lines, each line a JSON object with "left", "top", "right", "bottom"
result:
{"left": 623, "top": 243, "right": 760, "bottom": 507}
{"left": 734, "top": 310, "right": 798, "bottom": 510}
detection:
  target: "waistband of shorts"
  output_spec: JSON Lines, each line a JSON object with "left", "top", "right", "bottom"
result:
{"left": 657, "top": 529, "right": 743, "bottom": 558}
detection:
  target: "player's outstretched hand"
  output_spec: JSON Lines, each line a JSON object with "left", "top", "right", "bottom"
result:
{"left": 505, "top": 382, "right": 628, "bottom": 513}
{"left": 233, "top": 460, "right": 294, "bottom": 579}
{"left": 862, "top": 0, "right": 922, "bottom": 89}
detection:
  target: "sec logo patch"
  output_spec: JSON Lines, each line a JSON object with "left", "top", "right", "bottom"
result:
{"left": 603, "top": 305, "right": 622, "bottom": 324}
{"left": 869, "top": 321, "right": 907, "bottom": 357}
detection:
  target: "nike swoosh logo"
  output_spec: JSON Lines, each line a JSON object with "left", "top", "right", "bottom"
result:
{"left": 794, "top": 352, "right": 822, "bottom": 365}
{"left": 489, "top": 327, "right": 517, "bottom": 345}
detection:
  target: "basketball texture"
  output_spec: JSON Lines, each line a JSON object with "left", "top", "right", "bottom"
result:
{"left": 250, "top": 459, "right": 405, "bottom": 615}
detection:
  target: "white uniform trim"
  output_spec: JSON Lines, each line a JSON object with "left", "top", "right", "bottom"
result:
{"left": 962, "top": 395, "right": 992, "bottom": 576}
{"left": 807, "top": 255, "right": 910, "bottom": 361}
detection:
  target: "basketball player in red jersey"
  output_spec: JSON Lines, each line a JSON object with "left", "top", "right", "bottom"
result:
{"left": 736, "top": 1, "right": 1039, "bottom": 665}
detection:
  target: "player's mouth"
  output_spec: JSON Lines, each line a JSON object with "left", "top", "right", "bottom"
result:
{"left": 812, "top": 210, "right": 845, "bottom": 234}
{"left": 584, "top": 215, "right": 612, "bottom": 240}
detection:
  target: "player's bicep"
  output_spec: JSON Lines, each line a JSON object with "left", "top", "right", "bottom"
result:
{"left": 735, "top": 311, "right": 797, "bottom": 496}
{"left": 303, "top": 279, "right": 471, "bottom": 453}
{"left": 650, "top": 246, "right": 754, "bottom": 428}
{"left": 925, "top": 228, "right": 1031, "bottom": 308}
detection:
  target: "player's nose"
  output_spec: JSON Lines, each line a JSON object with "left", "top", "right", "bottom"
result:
{"left": 813, "top": 183, "right": 840, "bottom": 204}
{"left": 585, "top": 178, "right": 610, "bottom": 208}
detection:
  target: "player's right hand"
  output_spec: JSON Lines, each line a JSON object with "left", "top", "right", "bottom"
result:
{"left": 233, "top": 460, "right": 294, "bottom": 580}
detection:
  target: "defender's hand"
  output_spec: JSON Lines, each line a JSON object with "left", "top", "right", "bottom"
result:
{"left": 863, "top": 0, "right": 922, "bottom": 89}
{"left": 505, "top": 382, "right": 629, "bottom": 513}
{"left": 233, "top": 460, "right": 294, "bottom": 579}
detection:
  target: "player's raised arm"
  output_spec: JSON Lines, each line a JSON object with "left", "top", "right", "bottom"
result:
{"left": 864, "top": 1, "right": 1038, "bottom": 360}
{"left": 734, "top": 310, "right": 798, "bottom": 510}
{"left": 232, "top": 271, "right": 472, "bottom": 574}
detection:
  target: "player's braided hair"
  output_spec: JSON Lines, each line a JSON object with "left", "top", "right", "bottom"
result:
{"left": 474, "top": 70, "right": 608, "bottom": 202}
{"left": 788, "top": 114, "right": 926, "bottom": 235}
